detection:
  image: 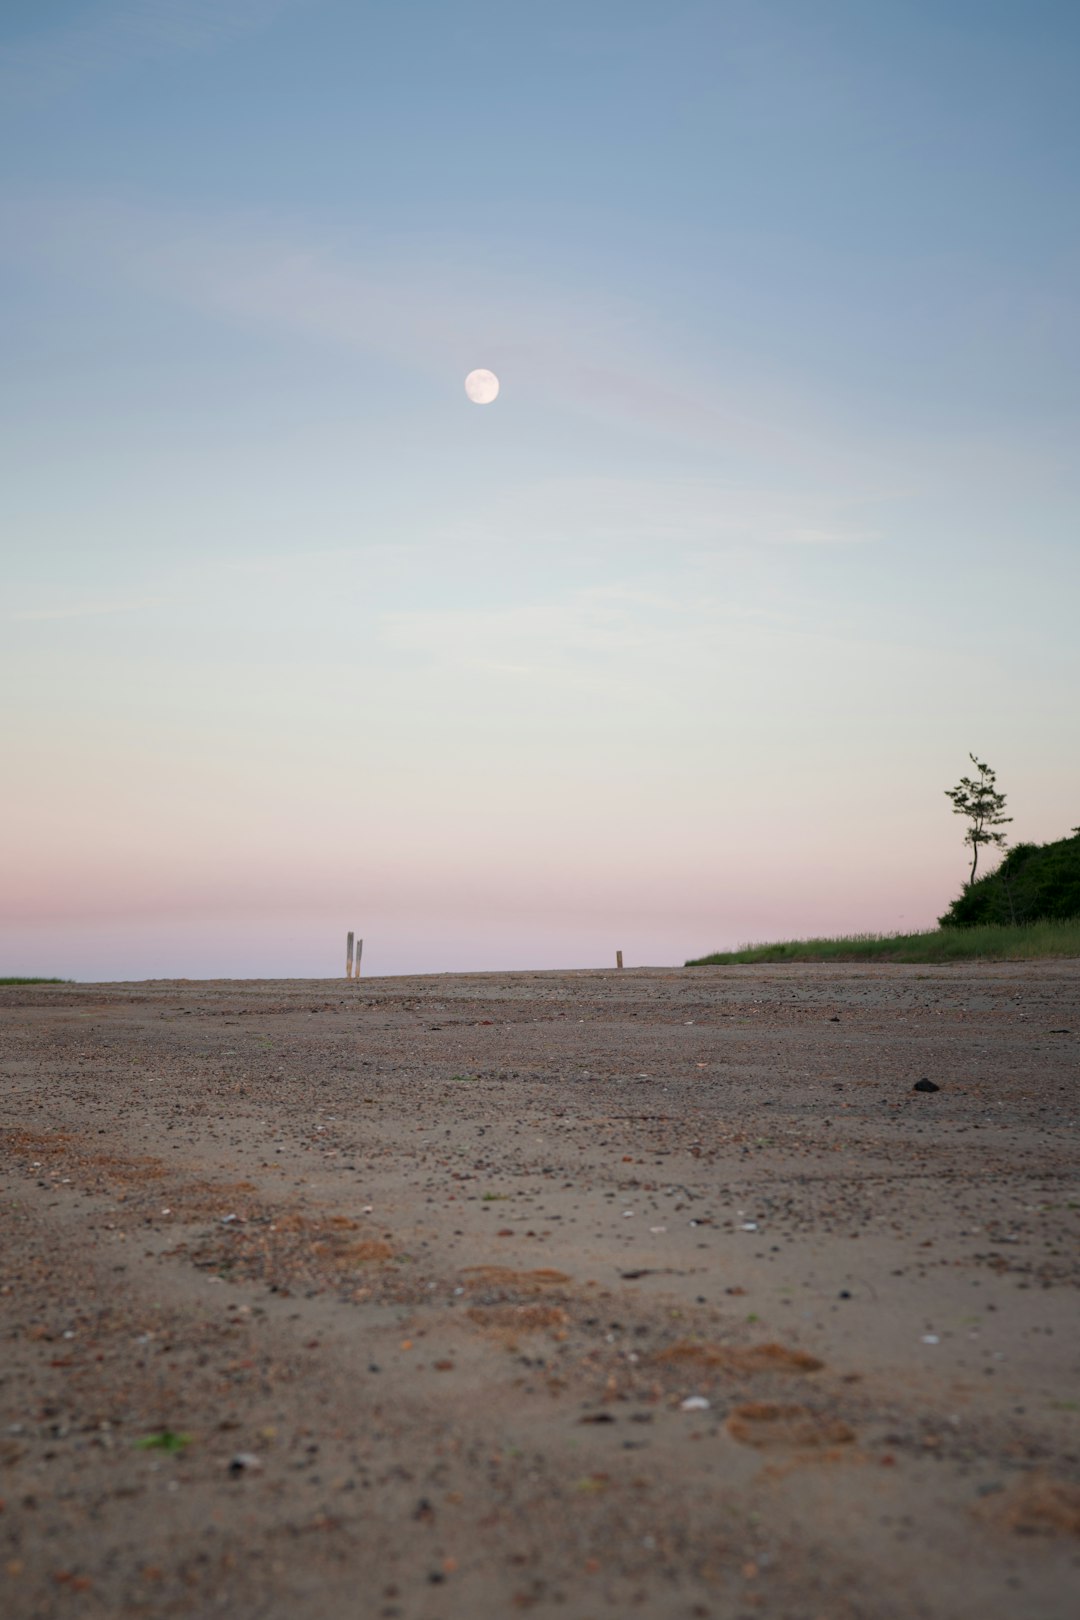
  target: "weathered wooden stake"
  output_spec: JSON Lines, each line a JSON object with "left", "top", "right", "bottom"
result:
{"left": 616, "top": 950, "right": 624, "bottom": 970}
{"left": 355, "top": 938, "right": 363, "bottom": 978}
{"left": 346, "top": 931, "right": 354, "bottom": 979}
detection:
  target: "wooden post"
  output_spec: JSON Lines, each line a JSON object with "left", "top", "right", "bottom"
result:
{"left": 355, "top": 938, "right": 363, "bottom": 979}
{"left": 616, "top": 950, "right": 624, "bottom": 970}
{"left": 346, "top": 931, "right": 354, "bottom": 979}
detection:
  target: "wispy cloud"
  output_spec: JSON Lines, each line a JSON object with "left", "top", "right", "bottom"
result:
{"left": 424, "top": 474, "right": 881, "bottom": 553}
{"left": 379, "top": 582, "right": 811, "bottom": 689}
{"left": 0, "top": 0, "right": 311, "bottom": 106}
{"left": 1, "top": 191, "right": 897, "bottom": 484}
{"left": 781, "top": 526, "right": 877, "bottom": 544}
{"left": 381, "top": 589, "right": 675, "bottom": 688}
{"left": 10, "top": 597, "right": 162, "bottom": 622}
{"left": 2, "top": 194, "right": 642, "bottom": 395}
{"left": 376, "top": 579, "right": 944, "bottom": 717}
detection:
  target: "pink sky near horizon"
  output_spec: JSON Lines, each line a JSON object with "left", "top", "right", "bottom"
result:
{"left": 4, "top": 881, "right": 954, "bottom": 985}
{"left": 4, "top": 587, "right": 1074, "bottom": 984}
{"left": 0, "top": 790, "right": 1028, "bottom": 982}
{"left": 5, "top": 559, "right": 1074, "bottom": 984}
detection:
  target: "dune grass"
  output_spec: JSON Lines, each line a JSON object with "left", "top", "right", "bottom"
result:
{"left": 686, "top": 919, "right": 1080, "bottom": 966}
{"left": 0, "top": 976, "right": 71, "bottom": 985}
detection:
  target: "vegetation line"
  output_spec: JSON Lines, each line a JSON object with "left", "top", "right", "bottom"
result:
{"left": 0, "top": 977, "right": 71, "bottom": 985}
{"left": 686, "top": 919, "right": 1080, "bottom": 966}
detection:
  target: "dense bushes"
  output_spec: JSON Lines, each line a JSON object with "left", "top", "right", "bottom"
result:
{"left": 939, "top": 831, "right": 1080, "bottom": 927}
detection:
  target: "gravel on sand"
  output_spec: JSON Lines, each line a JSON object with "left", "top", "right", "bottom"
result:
{"left": 2, "top": 963, "right": 1079, "bottom": 1618}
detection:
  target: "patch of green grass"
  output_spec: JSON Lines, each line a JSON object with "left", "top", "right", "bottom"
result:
{"left": 0, "top": 976, "right": 71, "bottom": 985}
{"left": 686, "top": 919, "right": 1080, "bottom": 966}
{"left": 135, "top": 1429, "right": 191, "bottom": 1453}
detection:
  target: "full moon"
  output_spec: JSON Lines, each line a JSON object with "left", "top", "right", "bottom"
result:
{"left": 464, "top": 368, "right": 500, "bottom": 404}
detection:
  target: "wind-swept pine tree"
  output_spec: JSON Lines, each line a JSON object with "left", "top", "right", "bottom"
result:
{"left": 945, "top": 754, "right": 1012, "bottom": 884}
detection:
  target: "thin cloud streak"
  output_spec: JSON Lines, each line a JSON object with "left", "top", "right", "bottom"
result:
{"left": 425, "top": 475, "right": 883, "bottom": 552}
{"left": 0, "top": 0, "right": 311, "bottom": 106}
{"left": 378, "top": 584, "right": 840, "bottom": 690}
{"left": 10, "top": 597, "right": 164, "bottom": 622}
{"left": 3, "top": 194, "right": 634, "bottom": 373}
{"left": 2, "top": 192, "right": 891, "bottom": 479}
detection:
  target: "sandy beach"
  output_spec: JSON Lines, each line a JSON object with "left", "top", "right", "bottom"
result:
{"left": 2, "top": 963, "right": 1078, "bottom": 1619}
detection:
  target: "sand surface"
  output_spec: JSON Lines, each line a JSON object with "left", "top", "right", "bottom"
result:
{"left": 2, "top": 963, "right": 1079, "bottom": 1619}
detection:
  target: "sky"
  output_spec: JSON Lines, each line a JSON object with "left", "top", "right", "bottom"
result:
{"left": 2, "top": 0, "right": 1078, "bottom": 981}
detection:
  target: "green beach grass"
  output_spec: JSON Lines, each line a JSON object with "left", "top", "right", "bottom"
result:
{"left": 686, "top": 919, "right": 1080, "bottom": 966}
{"left": 0, "top": 977, "right": 71, "bottom": 985}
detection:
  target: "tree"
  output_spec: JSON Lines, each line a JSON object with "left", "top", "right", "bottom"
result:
{"left": 945, "top": 754, "right": 1012, "bottom": 885}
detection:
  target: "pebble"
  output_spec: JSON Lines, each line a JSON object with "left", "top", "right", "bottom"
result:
{"left": 228, "top": 1453, "right": 261, "bottom": 1475}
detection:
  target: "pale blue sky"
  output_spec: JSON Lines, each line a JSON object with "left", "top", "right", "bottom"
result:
{"left": 2, "top": 1, "right": 1078, "bottom": 978}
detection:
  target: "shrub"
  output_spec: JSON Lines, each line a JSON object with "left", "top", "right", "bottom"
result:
{"left": 939, "top": 830, "right": 1080, "bottom": 927}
